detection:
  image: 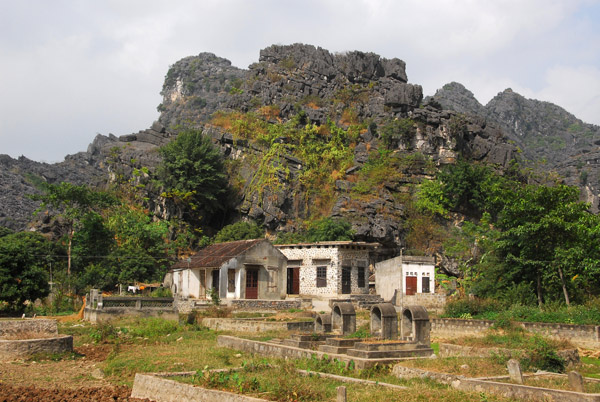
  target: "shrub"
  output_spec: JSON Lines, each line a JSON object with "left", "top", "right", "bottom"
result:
{"left": 442, "top": 297, "right": 502, "bottom": 318}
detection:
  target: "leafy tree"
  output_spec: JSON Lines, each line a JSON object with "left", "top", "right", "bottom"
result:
{"left": 0, "top": 232, "right": 60, "bottom": 311}
{"left": 493, "top": 184, "right": 595, "bottom": 305}
{"left": 437, "top": 160, "right": 492, "bottom": 216}
{"left": 0, "top": 227, "right": 13, "bottom": 238}
{"left": 274, "top": 218, "right": 354, "bottom": 244}
{"left": 213, "top": 221, "right": 264, "bottom": 243}
{"left": 157, "top": 129, "right": 229, "bottom": 225}
{"left": 306, "top": 217, "right": 354, "bottom": 242}
{"left": 30, "top": 182, "right": 117, "bottom": 278}
{"left": 379, "top": 118, "right": 416, "bottom": 149}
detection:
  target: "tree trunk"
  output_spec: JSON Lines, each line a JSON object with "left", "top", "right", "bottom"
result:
{"left": 556, "top": 264, "right": 570, "bottom": 306}
{"left": 536, "top": 270, "right": 543, "bottom": 307}
{"left": 67, "top": 228, "right": 74, "bottom": 277}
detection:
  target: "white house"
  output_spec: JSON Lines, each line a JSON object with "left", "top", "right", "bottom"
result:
{"left": 375, "top": 255, "right": 436, "bottom": 302}
{"left": 275, "top": 241, "right": 379, "bottom": 297}
{"left": 168, "top": 239, "right": 287, "bottom": 301}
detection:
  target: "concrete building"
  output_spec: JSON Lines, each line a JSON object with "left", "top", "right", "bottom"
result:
{"left": 168, "top": 239, "right": 287, "bottom": 301}
{"left": 275, "top": 241, "right": 379, "bottom": 297}
{"left": 375, "top": 255, "right": 445, "bottom": 313}
{"left": 375, "top": 255, "right": 436, "bottom": 300}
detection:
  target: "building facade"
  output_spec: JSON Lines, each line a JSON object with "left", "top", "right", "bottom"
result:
{"left": 276, "top": 242, "right": 378, "bottom": 297}
{"left": 168, "top": 239, "right": 287, "bottom": 301}
{"left": 375, "top": 255, "right": 436, "bottom": 301}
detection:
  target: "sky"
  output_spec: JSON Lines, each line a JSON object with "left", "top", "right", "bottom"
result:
{"left": 1, "top": 0, "right": 599, "bottom": 163}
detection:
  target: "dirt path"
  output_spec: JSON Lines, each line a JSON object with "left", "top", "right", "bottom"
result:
{"left": 0, "top": 345, "right": 148, "bottom": 401}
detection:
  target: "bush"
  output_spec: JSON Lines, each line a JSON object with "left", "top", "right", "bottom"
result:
{"left": 442, "top": 297, "right": 502, "bottom": 318}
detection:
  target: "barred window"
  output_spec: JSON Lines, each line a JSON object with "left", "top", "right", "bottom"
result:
{"left": 316, "top": 266, "right": 327, "bottom": 287}
{"left": 358, "top": 266, "right": 366, "bottom": 288}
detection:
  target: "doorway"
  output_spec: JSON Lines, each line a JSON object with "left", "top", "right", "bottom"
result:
{"left": 245, "top": 268, "right": 259, "bottom": 299}
{"left": 287, "top": 267, "right": 300, "bottom": 295}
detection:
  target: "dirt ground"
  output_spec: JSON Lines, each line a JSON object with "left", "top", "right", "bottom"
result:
{"left": 0, "top": 345, "right": 148, "bottom": 401}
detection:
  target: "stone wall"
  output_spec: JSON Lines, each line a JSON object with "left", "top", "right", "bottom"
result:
{"left": 229, "top": 299, "right": 302, "bottom": 310}
{"left": 439, "top": 343, "right": 581, "bottom": 367}
{"left": 202, "top": 318, "right": 314, "bottom": 332}
{"left": 84, "top": 293, "right": 178, "bottom": 322}
{"left": 396, "top": 293, "right": 446, "bottom": 314}
{"left": 0, "top": 319, "right": 57, "bottom": 337}
{"left": 0, "top": 335, "right": 73, "bottom": 361}
{"left": 131, "top": 373, "right": 269, "bottom": 402}
{"left": 431, "top": 318, "right": 600, "bottom": 349}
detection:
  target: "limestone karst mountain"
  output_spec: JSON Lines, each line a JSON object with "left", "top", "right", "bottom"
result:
{"left": 1, "top": 44, "right": 597, "bottom": 251}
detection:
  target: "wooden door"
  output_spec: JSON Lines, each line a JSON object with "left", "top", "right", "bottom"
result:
{"left": 246, "top": 268, "right": 259, "bottom": 299}
{"left": 405, "top": 276, "right": 417, "bottom": 295}
{"left": 287, "top": 267, "right": 300, "bottom": 295}
{"left": 341, "top": 266, "right": 352, "bottom": 294}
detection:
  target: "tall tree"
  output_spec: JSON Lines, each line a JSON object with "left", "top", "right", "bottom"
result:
{"left": 0, "top": 232, "right": 60, "bottom": 311}
{"left": 157, "top": 129, "right": 229, "bottom": 226}
{"left": 495, "top": 184, "right": 593, "bottom": 305}
{"left": 30, "top": 183, "right": 116, "bottom": 280}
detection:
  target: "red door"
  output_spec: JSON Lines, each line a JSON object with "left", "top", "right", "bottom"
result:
{"left": 405, "top": 276, "right": 417, "bottom": 295}
{"left": 287, "top": 267, "right": 300, "bottom": 295}
{"left": 246, "top": 269, "right": 259, "bottom": 299}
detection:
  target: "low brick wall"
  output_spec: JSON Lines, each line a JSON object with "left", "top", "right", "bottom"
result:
{"left": 0, "top": 334, "right": 73, "bottom": 361}
{"left": 454, "top": 377, "right": 600, "bottom": 402}
{"left": 392, "top": 365, "right": 600, "bottom": 401}
{"left": 217, "top": 335, "right": 415, "bottom": 369}
{"left": 439, "top": 343, "right": 580, "bottom": 366}
{"left": 229, "top": 299, "right": 302, "bottom": 310}
{"left": 202, "top": 318, "right": 314, "bottom": 332}
{"left": 431, "top": 318, "right": 600, "bottom": 349}
{"left": 396, "top": 293, "right": 447, "bottom": 314}
{"left": 84, "top": 308, "right": 179, "bottom": 323}
{"left": 131, "top": 373, "right": 269, "bottom": 402}
{"left": 0, "top": 319, "right": 58, "bottom": 337}
{"left": 521, "top": 322, "right": 600, "bottom": 349}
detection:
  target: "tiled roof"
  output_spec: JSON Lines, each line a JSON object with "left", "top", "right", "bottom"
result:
{"left": 275, "top": 241, "right": 379, "bottom": 249}
{"left": 170, "top": 239, "right": 266, "bottom": 270}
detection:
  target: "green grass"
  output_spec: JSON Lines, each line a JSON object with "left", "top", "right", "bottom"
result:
{"left": 580, "top": 357, "right": 600, "bottom": 379}
{"left": 57, "top": 317, "right": 519, "bottom": 400}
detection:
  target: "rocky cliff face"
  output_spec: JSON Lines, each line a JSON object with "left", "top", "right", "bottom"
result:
{"left": 3, "top": 43, "right": 595, "bottom": 253}
{"left": 431, "top": 82, "right": 600, "bottom": 210}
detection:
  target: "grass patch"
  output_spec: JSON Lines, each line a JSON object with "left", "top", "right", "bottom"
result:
{"left": 176, "top": 361, "right": 513, "bottom": 401}
{"left": 398, "top": 356, "right": 509, "bottom": 378}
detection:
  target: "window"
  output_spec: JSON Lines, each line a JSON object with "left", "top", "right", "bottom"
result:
{"left": 227, "top": 269, "right": 235, "bottom": 293}
{"left": 316, "top": 266, "right": 327, "bottom": 287}
{"left": 357, "top": 266, "right": 366, "bottom": 288}
{"left": 268, "top": 267, "right": 278, "bottom": 291}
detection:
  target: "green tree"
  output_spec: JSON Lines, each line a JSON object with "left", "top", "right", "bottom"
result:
{"left": 157, "top": 129, "right": 229, "bottom": 225}
{"left": 30, "top": 182, "right": 116, "bottom": 279}
{"left": 0, "top": 227, "right": 13, "bottom": 238}
{"left": 0, "top": 232, "right": 60, "bottom": 311}
{"left": 494, "top": 184, "right": 594, "bottom": 306}
{"left": 213, "top": 221, "right": 264, "bottom": 243}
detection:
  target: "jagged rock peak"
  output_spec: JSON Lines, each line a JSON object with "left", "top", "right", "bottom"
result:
{"left": 429, "top": 82, "right": 484, "bottom": 117}
{"left": 258, "top": 43, "right": 408, "bottom": 83}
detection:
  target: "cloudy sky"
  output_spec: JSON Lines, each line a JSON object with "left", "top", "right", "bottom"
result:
{"left": 1, "top": 0, "right": 599, "bottom": 162}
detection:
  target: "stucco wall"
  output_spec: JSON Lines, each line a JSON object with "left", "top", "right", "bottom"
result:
{"left": 375, "top": 256, "right": 435, "bottom": 301}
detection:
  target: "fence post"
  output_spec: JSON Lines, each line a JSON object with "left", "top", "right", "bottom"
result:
{"left": 337, "top": 386, "right": 347, "bottom": 402}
